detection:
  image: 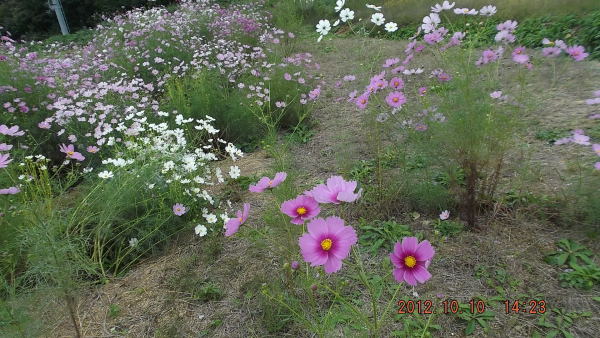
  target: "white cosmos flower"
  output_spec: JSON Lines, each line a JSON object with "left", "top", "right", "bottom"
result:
{"left": 316, "top": 19, "right": 331, "bottom": 35}
{"left": 479, "top": 5, "right": 496, "bottom": 16}
{"left": 385, "top": 22, "right": 398, "bottom": 32}
{"left": 333, "top": 20, "right": 340, "bottom": 27}
{"left": 340, "top": 8, "right": 354, "bottom": 22}
{"left": 403, "top": 68, "right": 424, "bottom": 75}
{"left": 366, "top": 4, "right": 382, "bottom": 11}
{"left": 205, "top": 214, "right": 218, "bottom": 223}
{"left": 229, "top": 165, "right": 240, "bottom": 179}
{"left": 195, "top": 224, "right": 207, "bottom": 237}
{"left": 371, "top": 13, "right": 385, "bottom": 26}
{"left": 421, "top": 13, "right": 440, "bottom": 33}
{"left": 334, "top": 0, "right": 345, "bottom": 12}
{"left": 129, "top": 238, "right": 139, "bottom": 247}
{"left": 431, "top": 1, "right": 455, "bottom": 13}
{"left": 98, "top": 170, "right": 113, "bottom": 179}
{"left": 454, "top": 8, "right": 478, "bottom": 15}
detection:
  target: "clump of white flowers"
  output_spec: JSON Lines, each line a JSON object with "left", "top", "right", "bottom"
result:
{"left": 315, "top": 0, "right": 399, "bottom": 41}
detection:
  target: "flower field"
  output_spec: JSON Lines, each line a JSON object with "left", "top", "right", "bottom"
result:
{"left": 1, "top": 0, "right": 599, "bottom": 336}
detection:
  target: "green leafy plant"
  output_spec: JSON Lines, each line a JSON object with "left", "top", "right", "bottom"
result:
{"left": 455, "top": 302, "right": 495, "bottom": 336}
{"left": 559, "top": 264, "right": 600, "bottom": 290}
{"left": 357, "top": 219, "right": 416, "bottom": 255}
{"left": 536, "top": 308, "right": 592, "bottom": 338}
{"left": 544, "top": 239, "right": 594, "bottom": 267}
{"left": 433, "top": 219, "right": 463, "bottom": 237}
{"left": 393, "top": 313, "right": 441, "bottom": 337}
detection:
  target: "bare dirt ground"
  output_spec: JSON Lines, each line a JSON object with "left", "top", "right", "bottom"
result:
{"left": 46, "top": 37, "right": 600, "bottom": 337}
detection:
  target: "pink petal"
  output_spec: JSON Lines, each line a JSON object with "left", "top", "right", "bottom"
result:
{"left": 393, "top": 267, "right": 405, "bottom": 282}
{"left": 307, "top": 218, "right": 328, "bottom": 238}
{"left": 402, "top": 237, "right": 418, "bottom": 253}
{"left": 271, "top": 172, "right": 287, "bottom": 186}
{"left": 242, "top": 203, "right": 250, "bottom": 220}
{"left": 412, "top": 265, "right": 432, "bottom": 283}
{"left": 403, "top": 270, "right": 417, "bottom": 286}
{"left": 299, "top": 234, "right": 328, "bottom": 265}
{"left": 323, "top": 257, "right": 343, "bottom": 273}
{"left": 414, "top": 240, "right": 435, "bottom": 261}
{"left": 225, "top": 219, "right": 242, "bottom": 237}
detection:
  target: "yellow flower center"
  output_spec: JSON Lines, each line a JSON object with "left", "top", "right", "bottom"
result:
{"left": 394, "top": 81, "right": 399, "bottom": 86}
{"left": 549, "top": 41, "right": 555, "bottom": 46}
{"left": 404, "top": 255, "right": 417, "bottom": 268}
{"left": 463, "top": 8, "right": 469, "bottom": 13}
{"left": 296, "top": 207, "right": 307, "bottom": 215}
{"left": 268, "top": 180, "right": 273, "bottom": 186}
{"left": 393, "top": 97, "right": 399, "bottom": 102}
{"left": 238, "top": 217, "right": 243, "bottom": 222}
{"left": 321, "top": 238, "right": 333, "bottom": 251}
{"left": 67, "top": 151, "right": 74, "bottom": 156}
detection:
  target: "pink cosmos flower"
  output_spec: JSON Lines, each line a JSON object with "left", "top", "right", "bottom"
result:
{"left": 495, "top": 30, "right": 516, "bottom": 44}
{"left": 476, "top": 49, "right": 500, "bottom": 66}
{"left": 173, "top": 203, "right": 187, "bottom": 216}
{"left": 284, "top": 73, "right": 292, "bottom": 80}
{"left": 542, "top": 47, "right": 561, "bottom": 57}
{"left": 437, "top": 72, "right": 452, "bottom": 82}
{"left": 418, "top": 87, "right": 427, "bottom": 96}
{"left": 0, "top": 153, "right": 11, "bottom": 168}
{"left": 497, "top": 20, "right": 518, "bottom": 32}
{"left": 0, "top": 186, "right": 20, "bottom": 195}
{"left": 390, "top": 237, "right": 435, "bottom": 286}
{"left": 383, "top": 58, "right": 400, "bottom": 68}
{"left": 225, "top": 203, "right": 250, "bottom": 237}
{"left": 512, "top": 47, "right": 530, "bottom": 64}
{"left": 249, "top": 172, "right": 287, "bottom": 192}
{"left": 415, "top": 123, "right": 428, "bottom": 131}
{"left": 0, "top": 125, "right": 24, "bottom": 136}
{"left": 87, "top": 146, "right": 99, "bottom": 153}
{"left": 386, "top": 91, "right": 406, "bottom": 108}
{"left": 355, "top": 94, "right": 369, "bottom": 109}
{"left": 439, "top": 210, "right": 450, "bottom": 220}
{"left": 0, "top": 143, "right": 12, "bottom": 151}
{"left": 572, "top": 132, "right": 590, "bottom": 145}
{"left": 566, "top": 45, "right": 588, "bottom": 61}
{"left": 298, "top": 216, "right": 358, "bottom": 274}
{"left": 59, "top": 144, "right": 85, "bottom": 161}
{"left": 593, "top": 144, "right": 600, "bottom": 157}
{"left": 389, "top": 77, "right": 404, "bottom": 90}
{"left": 595, "top": 162, "right": 600, "bottom": 170}
{"left": 305, "top": 176, "right": 361, "bottom": 204}
{"left": 281, "top": 195, "right": 320, "bottom": 224}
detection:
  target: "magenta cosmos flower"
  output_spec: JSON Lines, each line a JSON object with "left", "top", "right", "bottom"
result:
{"left": 173, "top": 203, "right": 187, "bottom": 216}
{"left": 59, "top": 144, "right": 85, "bottom": 161}
{"left": 390, "top": 237, "right": 435, "bottom": 286}
{"left": 249, "top": 172, "right": 287, "bottom": 192}
{"left": 281, "top": 195, "right": 320, "bottom": 224}
{"left": 225, "top": 203, "right": 250, "bottom": 236}
{"left": 305, "top": 176, "right": 361, "bottom": 204}
{"left": 299, "top": 216, "right": 358, "bottom": 274}
{"left": 385, "top": 91, "right": 406, "bottom": 108}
